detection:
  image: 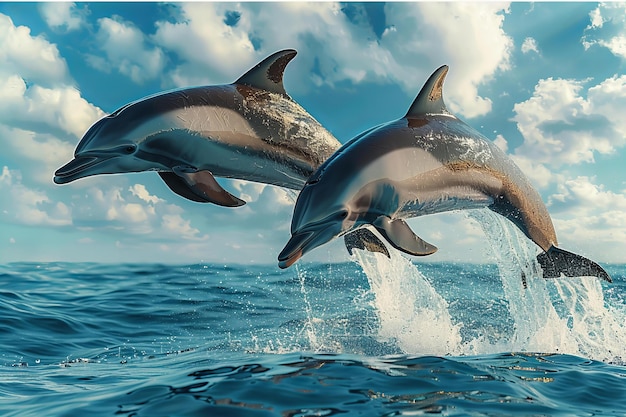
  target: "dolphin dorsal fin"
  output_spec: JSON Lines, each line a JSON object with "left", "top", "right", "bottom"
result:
{"left": 405, "top": 65, "right": 450, "bottom": 118}
{"left": 234, "top": 49, "right": 297, "bottom": 96}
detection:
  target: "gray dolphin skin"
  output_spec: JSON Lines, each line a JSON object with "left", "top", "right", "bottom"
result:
{"left": 54, "top": 49, "right": 387, "bottom": 255}
{"left": 54, "top": 50, "right": 339, "bottom": 205}
{"left": 278, "top": 65, "right": 611, "bottom": 282}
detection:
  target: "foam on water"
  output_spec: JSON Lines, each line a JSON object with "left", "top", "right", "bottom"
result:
{"left": 351, "top": 208, "right": 626, "bottom": 363}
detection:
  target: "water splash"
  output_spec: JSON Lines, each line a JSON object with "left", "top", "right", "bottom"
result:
{"left": 353, "top": 250, "right": 463, "bottom": 356}
{"left": 473, "top": 209, "right": 626, "bottom": 363}
{"left": 352, "top": 209, "right": 626, "bottom": 363}
{"left": 294, "top": 264, "right": 321, "bottom": 352}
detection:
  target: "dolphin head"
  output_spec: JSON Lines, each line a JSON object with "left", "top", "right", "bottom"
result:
{"left": 54, "top": 99, "right": 183, "bottom": 185}
{"left": 278, "top": 170, "right": 370, "bottom": 268}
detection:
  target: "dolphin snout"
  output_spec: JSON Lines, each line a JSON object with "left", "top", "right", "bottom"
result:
{"left": 54, "top": 156, "right": 100, "bottom": 184}
{"left": 53, "top": 154, "right": 118, "bottom": 184}
{"left": 278, "top": 222, "right": 341, "bottom": 269}
{"left": 278, "top": 231, "right": 313, "bottom": 269}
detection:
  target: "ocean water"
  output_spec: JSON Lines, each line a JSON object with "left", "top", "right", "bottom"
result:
{"left": 1, "top": 212, "right": 626, "bottom": 416}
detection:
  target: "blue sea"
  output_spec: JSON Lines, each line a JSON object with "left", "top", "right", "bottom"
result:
{"left": 2, "top": 214, "right": 625, "bottom": 416}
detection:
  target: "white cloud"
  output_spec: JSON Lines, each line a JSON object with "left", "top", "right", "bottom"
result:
{"left": 67, "top": 182, "right": 209, "bottom": 243}
{"left": 151, "top": 2, "right": 513, "bottom": 118}
{"left": 549, "top": 176, "right": 626, "bottom": 214}
{"left": 0, "top": 166, "right": 72, "bottom": 227}
{"left": 546, "top": 176, "right": 626, "bottom": 262}
{"left": 508, "top": 155, "right": 557, "bottom": 191}
{"left": 511, "top": 76, "right": 626, "bottom": 172}
{"left": 153, "top": 3, "right": 255, "bottom": 86}
{"left": 0, "top": 13, "right": 69, "bottom": 85}
{"left": 493, "top": 134, "right": 508, "bottom": 153}
{"left": 0, "top": 76, "right": 104, "bottom": 138}
{"left": 588, "top": 5, "right": 604, "bottom": 29}
{"left": 381, "top": 2, "right": 513, "bottom": 117}
{"left": 0, "top": 126, "right": 76, "bottom": 184}
{"left": 582, "top": 3, "right": 626, "bottom": 59}
{"left": 161, "top": 214, "right": 207, "bottom": 241}
{"left": 0, "top": 13, "right": 211, "bottom": 256}
{"left": 214, "top": 180, "right": 297, "bottom": 233}
{"left": 521, "top": 37, "right": 539, "bottom": 54}
{"left": 0, "top": 15, "right": 104, "bottom": 187}
{"left": 91, "top": 16, "right": 165, "bottom": 83}
{"left": 130, "top": 183, "right": 164, "bottom": 204}
{"left": 39, "top": 2, "right": 88, "bottom": 32}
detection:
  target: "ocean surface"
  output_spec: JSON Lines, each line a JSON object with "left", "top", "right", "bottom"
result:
{"left": 2, "top": 212, "right": 626, "bottom": 416}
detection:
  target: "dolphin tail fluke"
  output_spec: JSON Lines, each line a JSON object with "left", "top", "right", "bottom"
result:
{"left": 537, "top": 246, "right": 611, "bottom": 282}
{"left": 344, "top": 228, "right": 390, "bottom": 258}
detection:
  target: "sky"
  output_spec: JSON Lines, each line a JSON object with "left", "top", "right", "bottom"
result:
{"left": 0, "top": 2, "right": 625, "bottom": 266}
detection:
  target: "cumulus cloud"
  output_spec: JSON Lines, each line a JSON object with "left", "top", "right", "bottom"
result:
{"left": 0, "top": 13, "right": 69, "bottom": 85}
{"left": 510, "top": 75, "right": 626, "bottom": 181}
{"left": 208, "top": 180, "right": 297, "bottom": 232}
{"left": 0, "top": 14, "right": 104, "bottom": 187}
{"left": 161, "top": 213, "right": 207, "bottom": 241}
{"left": 0, "top": 166, "right": 71, "bottom": 227}
{"left": 152, "top": 3, "right": 256, "bottom": 86}
{"left": 151, "top": 2, "right": 513, "bottom": 118}
{"left": 0, "top": 75, "right": 104, "bottom": 139}
{"left": 549, "top": 176, "right": 626, "bottom": 214}
{"left": 130, "top": 183, "right": 164, "bottom": 204}
{"left": 545, "top": 176, "right": 626, "bottom": 262}
{"left": 89, "top": 16, "right": 165, "bottom": 83}
{"left": 381, "top": 2, "right": 513, "bottom": 117}
{"left": 39, "top": 2, "right": 88, "bottom": 32}
{"left": 521, "top": 37, "right": 539, "bottom": 54}
{"left": 70, "top": 182, "right": 208, "bottom": 241}
{"left": 582, "top": 3, "right": 626, "bottom": 59}
{"left": 0, "top": 126, "right": 77, "bottom": 185}
{"left": 493, "top": 134, "right": 508, "bottom": 153}
{"left": 0, "top": 11, "right": 214, "bottom": 262}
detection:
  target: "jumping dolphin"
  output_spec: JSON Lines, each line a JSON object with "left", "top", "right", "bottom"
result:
{"left": 54, "top": 49, "right": 341, "bottom": 204}
{"left": 54, "top": 49, "right": 387, "bottom": 254}
{"left": 278, "top": 65, "right": 611, "bottom": 282}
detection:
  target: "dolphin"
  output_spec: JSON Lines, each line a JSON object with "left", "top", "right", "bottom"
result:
{"left": 278, "top": 65, "right": 611, "bottom": 282}
{"left": 54, "top": 49, "right": 387, "bottom": 254}
{"left": 54, "top": 49, "right": 340, "bottom": 204}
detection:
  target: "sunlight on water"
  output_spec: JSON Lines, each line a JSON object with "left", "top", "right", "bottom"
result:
{"left": 350, "top": 209, "right": 626, "bottom": 363}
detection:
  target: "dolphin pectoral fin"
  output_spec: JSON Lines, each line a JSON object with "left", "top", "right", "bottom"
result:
{"left": 537, "top": 246, "right": 611, "bottom": 282}
{"left": 170, "top": 169, "right": 246, "bottom": 207}
{"left": 234, "top": 49, "right": 297, "bottom": 97}
{"left": 344, "top": 228, "right": 390, "bottom": 258}
{"left": 158, "top": 172, "right": 210, "bottom": 203}
{"left": 373, "top": 216, "right": 438, "bottom": 256}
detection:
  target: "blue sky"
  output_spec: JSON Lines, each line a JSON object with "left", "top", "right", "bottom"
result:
{"left": 0, "top": 2, "right": 625, "bottom": 265}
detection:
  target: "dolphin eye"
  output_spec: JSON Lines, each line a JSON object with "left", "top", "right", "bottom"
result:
{"left": 125, "top": 145, "right": 136, "bottom": 154}
{"left": 339, "top": 210, "right": 348, "bottom": 219}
